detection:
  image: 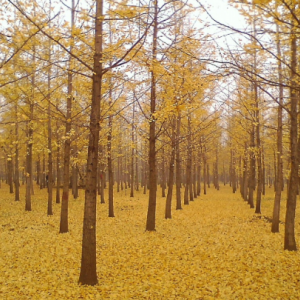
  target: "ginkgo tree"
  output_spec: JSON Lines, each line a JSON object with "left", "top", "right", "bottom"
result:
{"left": 2, "top": 0, "right": 300, "bottom": 292}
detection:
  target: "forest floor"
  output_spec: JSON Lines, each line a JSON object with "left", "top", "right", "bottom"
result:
{"left": 1, "top": 184, "right": 300, "bottom": 300}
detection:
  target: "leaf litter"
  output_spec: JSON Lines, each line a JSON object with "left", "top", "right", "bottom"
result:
{"left": 0, "top": 185, "right": 300, "bottom": 299}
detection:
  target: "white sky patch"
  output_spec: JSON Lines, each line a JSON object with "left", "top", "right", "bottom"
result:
{"left": 202, "top": 0, "right": 245, "bottom": 28}
{"left": 197, "top": 0, "right": 247, "bottom": 48}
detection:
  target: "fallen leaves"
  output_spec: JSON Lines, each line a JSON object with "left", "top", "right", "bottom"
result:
{"left": 0, "top": 185, "right": 300, "bottom": 299}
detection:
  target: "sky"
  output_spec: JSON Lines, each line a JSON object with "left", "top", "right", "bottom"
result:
{"left": 201, "top": 0, "right": 245, "bottom": 28}
{"left": 195, "top": 0, "right": 249, "bottom": 52}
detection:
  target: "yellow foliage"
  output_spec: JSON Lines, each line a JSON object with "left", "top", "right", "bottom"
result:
{"left": 0, "top": 186, "right": 300, "bottom": 299}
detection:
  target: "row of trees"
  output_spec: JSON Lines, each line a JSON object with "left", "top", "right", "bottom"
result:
{"left": 221, "top": 0, "right": 300, "bottom": 251}
{"left": 0, "top": 0, "right": 299, "bottom": 285}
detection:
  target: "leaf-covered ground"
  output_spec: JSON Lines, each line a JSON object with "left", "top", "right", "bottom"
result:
{"left": 1, "top": 185, "right": 300, "bottom": 299}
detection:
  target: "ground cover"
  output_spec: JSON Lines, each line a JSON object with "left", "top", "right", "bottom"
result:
{"left": 0, "top": 185, "right": 300, "bottom": 299}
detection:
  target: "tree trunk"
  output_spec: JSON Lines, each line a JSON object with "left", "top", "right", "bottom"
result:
{"left": 42, "top": 151, "right": 46, "bottom": 189}
{"left": 117, "top": 147, "right": 120, "bottom": 193}
{"left": 25, "top": 117, "right": 33, "bottom": 212}
{"left": 175, "top": 113, "right": 182, "bottom": 209}
{"left": 203, "top": 145, "right": 207, "bottom": 195}
{"left": 196, "top": 150, "right": 201, "bottom": 196}
{"left": 143, "top": 157, "right": 147, "bottom": 195}
{"left": 262, "top": 147, "right": 266, "bottom": 196}
{"left": 214, "top": 147, "right": 219, "bottom": 191}
{"left": 56, "top": 141, "right": 61, "bottom": 204}
{"left": 184, "top": 114, "right": 192, "bottom": 204}
{"left": 242, "top": 144, "right": 248, "bottom": 201}
{"left": 79, "top": 0, "right": 103, "bottom": 285}
{"left": 207, "top": 163, "right": 210, "bottom": 188}
{"left": 196, "top": 155, "right": 201, "bottom": 196}
{"left": 272, "top": 23, "right": 283, "bottom": 233}
{"left": 25, "top": 94, "right": 34, "bottom": 210}
{"left": 165, "top": 117, "right": 176, "bottom": 219}
{"left": 100, "top": 160, "right": 105, "bottom": 204}
{"left": 14, "top": 103, "right": 20, "bottom": 201}
{"left": 107, "top": 99, "right": 114, "bottom": 217}
{"left": 248, "top": 127, "right": 255, "bottom": 208}
{"left": 193, "top": 162, "right": 197, "bottom": 198}
{"left": 253, "top": 15, "right": 262, "bottom": 215}
{"left": 146, "top": 0, "right": 158, "bottom": 231}
{"left": 284, "top": 28, "right": 298, "bottom": 251}
{"left": 130, "top": 105, "right": 134, "bottom": 197}
{"left": 8, "top": 158, "right": 13, "bottom": 194}
{"left": 60, "top": 0, "right": 75, "bottom": 233}
{"left": 59, "top": 76, "right": 72, "bottom": 230}
{"left": 72, "top": 164, "right": 79, "bottom": 199}
{"left": 135, "top": 142, "right": 139, "bottom": 191}
{"left": 231, "top": 149, "right": 236, "bottom": 193}
{"left": 47, "top": 89, "right": 53, "bottom": 215}
{"left": 189, "top": 144, "right": 194, "bottom": 202}
{"left": 161, "top": 147, "right": 166, "bottom": 197}
{"left": 47, "top": 36, "right": 53, "bottom": 216}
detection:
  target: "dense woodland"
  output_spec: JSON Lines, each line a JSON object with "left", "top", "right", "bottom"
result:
{"left": 0, "top": 0, "right": 300, "bottom": 288}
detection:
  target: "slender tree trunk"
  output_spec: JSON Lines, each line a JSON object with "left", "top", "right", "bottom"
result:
{"left": 196, "top": 151, "right": 201, "bottom": 196}
{"left": 107, "top": 86, "right": 114, "bottom": 217}
{"left": 193, "top": 162, "right": 197, "bottom": 198}
{"left": 248, "top": 127, "right": 255, "bottom": 208}
{"left": 42, "top": 151, "right": 46, "bottom": 189}
{"left": 146, "top": 0, "right": 158, "bottom": 231}
{"left": 124, "top": 152, "right": 128, "bottom": 190}
{"left": 184, "top": 162, "right": 190, "bottom": 205}
{"left": 97, "top": 163, "right": 101, "bottom": 196}
{"left": 14, "top": 103, "right": 20, "bottom": 201}
{"left": 203, "top": 144, "right": 207, "bottom": 195}
{"left": 72, "top": 164, "right": 79, "bottom": 199}
{"left": 79, "top": 0, "right": 103, "bottom": 285}
{"left": 272, "top": 23, "right": 283, "bottom": 233}
{"left": 47, "top": 93, "right": 53, "bottom": 215}
{"left": 239, "top": 156, "right": 243, "bottom": 197}
{"left": 184, "top": 114, "right": 192, "bottom": 204}
{"left": 189, "top": 146, "right": 194, "bottom": 201}
{"left": 25, "top": 37, "right": 36, "bottom": 211}
{"left": 120, "top": 154, "right": 124, "bottom": 191}
{"left": 25, "top": 114, "right": 33, "bottom": 211}
{"left": 135, "top": 142, "right": 139, "bottom": 191}
{"left": 37, "top": 159, "right": 40, "bottom": 186}
{"left": 243, "top": 144, "right": 248, "bottom": 201}
{"left": 100, "top": 156, "right": 105, "bottom": 204}
{"left": 165, "top": 117, "right": 176, "bottom": 219}
{"left": 175, "top": 113, "right": 182, "bottom": 209}
{"left": 214, "top": 147, "right": 219, "bottom": 190}
{"left": 117, "top": 146, "right": 120, "bottom": 193}
{"left": 207, "top": 163, "right": 210, "bottom": 188}
{"left": 39, "top": 155, "right": 43, "bottom": 189}
{"left": 255, "top": 110, "right": 262, "bottom": 214}
{"left": 231, "top": 149, "right": 236, "bottom": 193}
{"left": 60, "top": 0, "right": 75, "bottom": 231}
{"left": 59, "top": 81, "right": 71, "bottom": 227}
{"left": 5, "top": 159, "right": 7, "bottom": 185}
{"left": 8, "top": 158, "right": 13, "bottom": 194}
{"left": 253, "top": 14, "right": 262, "bottom": 214}
{"left": 161, "top": 147, "right": 166, "bottom": 197}
{"left": 56, "top": 140, "right": 61, "bottom": 204}
{"left": 223, "top": 161, "right": 226, "bottom": 185}
{"left": 284, "top": 28, "right": 298, "bottom": 251}
{"left": 262, "top": 146, "right": 266, "bottom": 196}
{"left": 130, "top": 104, "right": 134, "bottom": 197}
{"left": 47, "top": 32, "right": 53, "bottom": 216}
{"left": 143, "top": 157, "right": 147, "bottom": 195}
{"left": 107, "top": 117, "right": 114, "bottom": 217}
